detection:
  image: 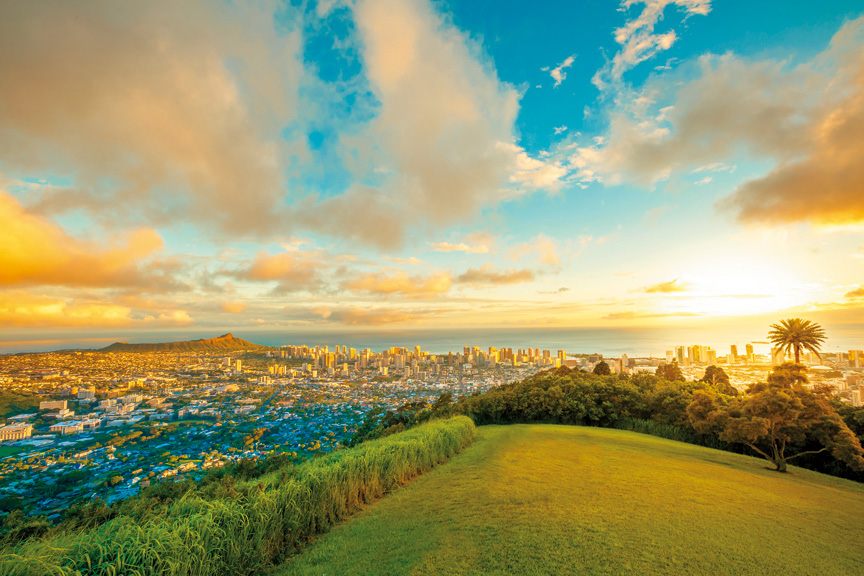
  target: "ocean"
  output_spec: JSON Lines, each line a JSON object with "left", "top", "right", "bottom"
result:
{"left": 3, "top": 324, "right": 863, "bottom": 357}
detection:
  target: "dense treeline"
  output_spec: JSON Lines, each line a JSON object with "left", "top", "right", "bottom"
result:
{"left": 362, "top": 367, "right": 864, "bottom": 482}
{"left": 0, "top": 416, "right": 476, "bottom": 575}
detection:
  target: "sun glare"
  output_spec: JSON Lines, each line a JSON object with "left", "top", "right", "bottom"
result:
{"left": 656, "top": 256, "right": 813, "bottom": 318}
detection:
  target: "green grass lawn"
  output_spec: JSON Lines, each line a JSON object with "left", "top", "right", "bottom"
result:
{"left": 275, "top": 424, "right": 864, "bottom": 576}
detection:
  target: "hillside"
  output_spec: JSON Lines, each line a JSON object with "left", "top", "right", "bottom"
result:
{"left": 277, "top": 425, "right": 864, "bottom": 576}
{"left": 99, "top": 332, "right": 268, "bottom": 353}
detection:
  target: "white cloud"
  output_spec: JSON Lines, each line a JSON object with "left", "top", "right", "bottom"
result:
{"left": 571, "top": 14, "right": 864, "bottom": 227}
{"left": 510, "top": 235, "right": 561, "bottom": 267}
{"left": 331, "top": 0, "right": 557, "bottom": 247}
{"left": 593, "top": 0, "right": 711, "bottom": 91}
{"left": 431, "top": 232, "right": 493, "bottom": 254}
{"left": 550, "top": 55, "right": 576, "bottom": 88}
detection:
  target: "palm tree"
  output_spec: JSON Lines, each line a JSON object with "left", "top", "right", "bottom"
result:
{"left": 768, "top": 318, "right": 826, "bottom": 365}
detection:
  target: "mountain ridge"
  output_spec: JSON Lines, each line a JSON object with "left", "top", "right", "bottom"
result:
{"left": 99, "top": 332, "right": 268, "bottom": 353}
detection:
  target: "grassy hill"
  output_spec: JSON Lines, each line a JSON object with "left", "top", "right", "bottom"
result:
{"left": 99, "top": 332, "right": 268, "bottom": 353}
{"left": 276, "top": 425, "right": 864, "bottom": 576}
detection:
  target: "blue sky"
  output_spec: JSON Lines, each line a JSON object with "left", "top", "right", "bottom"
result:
{"left": 1, "top": 0, "right": 864, "bottom": 343}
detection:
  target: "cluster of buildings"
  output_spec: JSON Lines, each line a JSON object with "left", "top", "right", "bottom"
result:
{"left": 0, "top": 343, "right": 541, "bottom": 517}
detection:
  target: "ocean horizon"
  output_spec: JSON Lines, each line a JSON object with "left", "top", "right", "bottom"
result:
{"left": 3, "top": 324, "right": 863, "bottom": 358}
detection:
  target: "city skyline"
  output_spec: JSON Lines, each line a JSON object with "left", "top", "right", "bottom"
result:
{"left": 3, "top": 0, "right": 864, "bottom": 340}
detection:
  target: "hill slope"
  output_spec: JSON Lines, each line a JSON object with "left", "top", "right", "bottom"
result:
{"left": 277, "top": 425, "right": 864, "bottom": 576}
{"left": 100, "top": 332, "right": 267, "bottom": 353}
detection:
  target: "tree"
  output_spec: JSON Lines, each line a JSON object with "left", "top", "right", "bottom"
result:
{"left": 593, "top": 361, "right": 611, "bottom": 376}
{"left": 687, "top": 366, "right": 864, "bottom": 472}
{"left": 656, "top": 361, "right": 684, "bottom": 381}
{"left": 700, "top": 365, "right": 736, "bottom": 395}
{"left": 769, "top": 318, "right": 826, "bottom": 364}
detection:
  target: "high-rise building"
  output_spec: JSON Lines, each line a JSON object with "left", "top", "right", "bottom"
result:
{"left": 730, "top": 345, "right": 739, "bottom": 364}
{"left": 771, "top": 348, "right": 787, "bottom": 365}
{"left": 706, "top": 349, "right": 717, "bottom": 365}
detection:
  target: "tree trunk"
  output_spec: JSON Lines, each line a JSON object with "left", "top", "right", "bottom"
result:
{"left": 771, "top": 441, "right": 788, "bottom": 472}
{"left": 795, "top": 345, "right": 801, "bottom": 364}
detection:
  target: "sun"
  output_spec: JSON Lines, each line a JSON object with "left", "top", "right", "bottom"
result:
{"left": 654, "top": 254, "right": 817, "bottom": 318}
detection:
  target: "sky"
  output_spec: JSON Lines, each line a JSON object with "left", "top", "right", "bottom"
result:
{"left": 2, "top": 0, "right": 864, "bottom": 347}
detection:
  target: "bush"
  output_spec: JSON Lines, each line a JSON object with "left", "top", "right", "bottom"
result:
{"left": 0, "top": 416, "right": 476, "bottom": 576}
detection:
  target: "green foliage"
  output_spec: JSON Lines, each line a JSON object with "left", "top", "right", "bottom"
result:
{"left": 700, "top": 365, "right": 737, "bottom": 395}
{"left": 453, "top": 368, "right": 677, "bottom": 428}
{"left": 768, "top": 318, "right": 826, "bottom": 364}
{"left": 350, "top": 393, "right": 456, "bottom": 445}
{"left": 0, "top": 512, "right": 50, "bottom": 548}
{"left": 0, "top": 417, "right": 476, "bottom": 575}
{"left": 0, "top": 392, "right": 40, "bottom": 419}
{"left": 592, "top": 361, "right": 611, "bottom": 376}
{"left": 656, "top": 361, "right": 684, "bottom": 381}
{"left": 688, "top": 365, "right": 864, "bottom": 473}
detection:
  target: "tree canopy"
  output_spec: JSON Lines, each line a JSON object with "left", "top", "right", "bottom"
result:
{"left": 687, "top": 364, "right": 864, "bottom": 472}
{"left": 700, "top": 366, "right": 736, "bottom": 395}
{"left": 768, "top": 318, "right": 826, "bottom": 364}
{"left": 656, "top": 361, "right": 684, "bottom": 381}
{"left": 592, "top": 361, "right": 611, "bottom": 376}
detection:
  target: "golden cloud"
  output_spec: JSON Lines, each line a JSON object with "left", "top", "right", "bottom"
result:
{"left": 236, "top": 251, "right": 319, "bottom": 292}
{"left": 0, "top": 190, "right": 165, "bottom": 288}
{"left": 456, "top": 266, "right": 535, "bottom": 285}
{"left": 846, "top": 287, "right": 864, "bottom": 299}
{"left": 312, "top": 306, "right": 421, "bottom": 326}
{"left": 344, "top": 272, "right": 452, "bottom": 297}
{"left": 724, "top": 46, "right": 864, "bottom": 225}
{"left": 221, "top": 301, "right": 248, "bottom": 314}
{"left": 0, "top": 291, "right": 191, "bottom": 328}
{"left": 577, "top": 17, "right": 864, "bottom": 231}
{"left": 644, "top": 279, "right": 688, "bottom": 294}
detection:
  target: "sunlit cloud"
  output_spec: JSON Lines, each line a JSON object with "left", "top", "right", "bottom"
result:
{"left": 576, "top": 16, "right": 864, "bottom": 232}
{"left": 593, "top": 0, "right": 712, "bottom": 91}
{"left": 604, "top": 310, "right": 701, "bottom": 320}
{"left": 0, "top": 291, "right": 192, "bottom": 328}
{"left": 0, "top": 0, "right": 303, "bottom": 237}
{"left": 510, "top": 235, "right": 561, "bottom": 267}
{"left": 847, "top": 287, "right": 864, "bottom": 300}
{"left": 235, "top": 251, "right": 319, "bottom": 292}
{"left": 308, "top": 306, "right": 428, "bottom": 326}
{"left": 221, "top": 301, "right": 248, "bottom": 314}
{"left": 549, "top": 54, "right": 576, "bottom": 88}
{"left": 456, "top": 266, "right": 535, "bottom": 286}
{"left": 644, "top": 279, "right": 688, "bottom": 293}
{"left": 0, "top": 190, "right": 172, "bottom": 290}
{"left": 430, "top": 232, "right": 494, "bottom": 254}
{"left": 344, "top": 271, "right": 452, "bottom": 297}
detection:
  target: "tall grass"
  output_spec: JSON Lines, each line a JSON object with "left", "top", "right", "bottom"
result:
{"left": 0, "top": 416, "right": 476, "bottom": 576}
